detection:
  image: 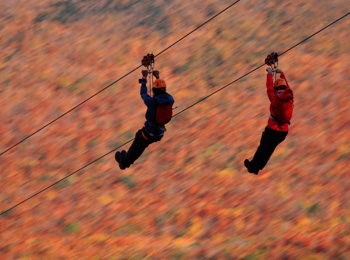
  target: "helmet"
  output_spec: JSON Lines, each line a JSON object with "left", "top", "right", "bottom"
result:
{"left": 274, "top": 79, "right": 286, "bottom": 88}
{"left": 153, "top": 79, "right": 166, "bottom": 88}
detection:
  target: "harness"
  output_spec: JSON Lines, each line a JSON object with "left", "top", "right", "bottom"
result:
{"left": 270, "top": 115, "right": 291, "bottom": 125}
{"left": 142, "top": 124, "right": 164, "bottom": 141}
{"left": 141, "top": 131, "right": 149, "bottom": 140}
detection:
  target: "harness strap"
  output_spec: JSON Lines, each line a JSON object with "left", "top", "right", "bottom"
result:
{"left": 147, "top": 121, "right": 166, "bottom": 133}
{"left": 141, "top": 131, "right": 149, "bottom": 140}
{"left": 142, "top": 126, "right": 163, "bottom": 140}
{"left": 270, "top": 115, "right": 291, "bottom": 125}
{"left": 270, "top": 115, "right": 278, "bottom": 122}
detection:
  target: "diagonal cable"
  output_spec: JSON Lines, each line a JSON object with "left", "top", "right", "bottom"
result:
{"left": 1, "top": 139, "right": 134, "bottom": 216}
{"left": 1, "top": 11, "right": 348, "bottom": 216}
{"left": 0, "top": 0, "right": 241, "bottom": 157}
{"left": 174, "top": 12, "right": 350, "bottom": 117}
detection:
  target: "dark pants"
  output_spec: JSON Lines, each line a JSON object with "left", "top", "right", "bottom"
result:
{"left": 123, "top": 127, "right": 163, "bottom": 168}
{"left": 250, "top": 127, "right": 288, "bottom": 172}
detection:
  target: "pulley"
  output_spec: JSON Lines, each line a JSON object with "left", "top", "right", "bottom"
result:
{"left": 265, "top": 52, "right": 279, "bottom": 69}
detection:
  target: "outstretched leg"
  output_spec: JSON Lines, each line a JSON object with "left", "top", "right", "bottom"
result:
{"left": 245, "top": 127, "right": 287, "bottom": 174}
{"left": 123, "top": 129, "right": 150, "bottom": 167}
{"left": 115, "top": 128, "right": 162, "bottom": 170}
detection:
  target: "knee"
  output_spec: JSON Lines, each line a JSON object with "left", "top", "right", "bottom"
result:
{"left": 138, "top": 130, "right": 151, "bottom": 146}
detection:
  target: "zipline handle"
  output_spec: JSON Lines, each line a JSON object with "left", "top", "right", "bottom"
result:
{"left": 265, "top": 52, "right": 279, "bottom": 80}
{"left": 141, "top": 53, "right": 155, "bottom": 96}
{"left": 141, "top": 53, "right": 154, "bottom": 67}
{"left": 265, "top": 52, "right": 279, "bottom": 68}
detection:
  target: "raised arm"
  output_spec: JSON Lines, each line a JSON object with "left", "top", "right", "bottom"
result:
{"left": 140, "top": 78, "right": 155, "bottom": 107}
{"left": 266, "top": 68, "right": 279, "bottom": 104}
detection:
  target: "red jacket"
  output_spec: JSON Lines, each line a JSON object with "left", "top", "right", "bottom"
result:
{"left": 266, "top": 72, "right": 294, "bottom": 131}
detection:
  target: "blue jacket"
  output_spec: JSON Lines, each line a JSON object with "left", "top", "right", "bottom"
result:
{"left": 140, "top": 79, "right": 174, "bottom": 136}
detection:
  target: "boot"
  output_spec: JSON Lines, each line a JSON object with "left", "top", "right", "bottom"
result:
{"left": 244, "top": 159, "right": 259, "bottom": 175}
{"left": 115, "top": 150, "right": 127, "bottom": 170}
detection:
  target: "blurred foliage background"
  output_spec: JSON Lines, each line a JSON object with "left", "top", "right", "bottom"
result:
{"left": 0, "top": 0, "right": 349, "bottom": 259}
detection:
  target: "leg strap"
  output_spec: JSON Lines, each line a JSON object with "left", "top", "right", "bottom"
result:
{"left": 141, "top": 131, "right": 149, "bottom": 140}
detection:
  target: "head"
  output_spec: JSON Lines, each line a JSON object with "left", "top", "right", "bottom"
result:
{"left": 152, "top": 79, "right": 166, "bottom": 96}
{"left": 274, "top": 79, "right": 286, "bottom": 97}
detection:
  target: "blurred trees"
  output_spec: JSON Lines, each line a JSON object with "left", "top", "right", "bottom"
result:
{"left": 1, "top": 0, "right": 349, "bottom": 259}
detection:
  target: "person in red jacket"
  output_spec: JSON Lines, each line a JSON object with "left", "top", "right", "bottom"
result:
{"left": 244, "top": 67, "right": 294, "bottom": 175}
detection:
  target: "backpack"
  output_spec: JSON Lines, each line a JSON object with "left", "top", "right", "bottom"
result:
{"left": 276, "top": 89, "right": 294, "bottom": 125}
{"left": 156, "top": 103, "right": 173, "bottom": 125}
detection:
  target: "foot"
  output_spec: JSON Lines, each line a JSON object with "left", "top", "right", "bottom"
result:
{"left": 115, "top": 151, "right": 127, "bottom": 170}
{"left": 244, "top": 159, "right": 259, "bottom": 175}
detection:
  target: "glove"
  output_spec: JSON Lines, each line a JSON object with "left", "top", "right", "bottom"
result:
{"left": 142, "top": 70, "right": 148, "bottom": 78}
{"left": 266, "top": 67, "right": 273, "bottom": 74}
{"left": 276, "top": 69, "right": 283, "bottom": 73}
{"left": 139, "top": 78, "right": 147, "bottom": 84}
{"left": 153, "top": 70, "right": 160, "bottom": 79}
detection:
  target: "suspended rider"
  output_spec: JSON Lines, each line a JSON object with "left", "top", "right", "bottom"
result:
{"left": 115, "top": 69, "right": 174, "bottom": 170}
{"left": 244, "top": 58, "right": 294, "bottom": 175}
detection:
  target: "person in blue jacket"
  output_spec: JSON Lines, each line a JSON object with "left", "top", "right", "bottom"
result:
{"left": 115, "top": 70, "right": 174, "bottom": 170}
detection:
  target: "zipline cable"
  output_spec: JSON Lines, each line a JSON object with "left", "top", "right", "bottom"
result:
{"left": 174, "top": 12, "right": 350, "bottom": 117}
{"left": 1, "top": 11, "right": 348, "bottom": 216}
{"left": 1, "top": 139, "right": 134, "bottom": 216}
{"left": 0, "top": 0, "right": 241, "bottom": 157}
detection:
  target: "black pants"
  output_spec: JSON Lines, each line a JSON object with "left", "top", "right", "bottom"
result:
{"left": 123, "top": 127, "right": 163, "bottom": 167}
{"left": 250, "top": 127, "right": 288, "bottom": 172}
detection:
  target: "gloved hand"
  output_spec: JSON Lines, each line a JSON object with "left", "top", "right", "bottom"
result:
{"left": 142, "top": 70, "right": 148, "bottom": 78}
{"left": 266, "top": 67, "right": 273, "bottom": 74}
{"left": 153, "top": 70, "right": 159, "bottom": 79}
